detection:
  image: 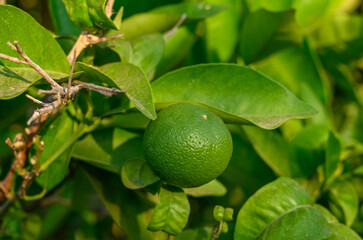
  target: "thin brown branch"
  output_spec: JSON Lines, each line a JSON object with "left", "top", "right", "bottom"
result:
{"left": 25, "top": 94, "right": 47, "bottom": 106}
{"left": 0, "top": 53, "right": 27, "bottom": 64}
{"left": 105, "top": 0, "right": 115, "bottom": 18}
{"left": 9, "top": 41, "right": 64, "bottom": 92}
{"left": 72, "top": 80, "right": 125, "bottom": 97}
{"left": 64, "top": 49, "right": 77, "bottom": 103}
{"left": 164, "top": 14, "right": 187, "bottom": 40}
{"left": 67, "top": 33, "right": 124, "bottom": 63}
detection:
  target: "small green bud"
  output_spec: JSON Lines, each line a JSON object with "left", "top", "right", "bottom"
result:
{"left": 222, "top": 221, "right": 229, "bottom": 233}
{"left": 224, "top": 208, "right": 234, "bottom": 222}
{"left": 213, "top": 205, "right": 225, "bottom": 222}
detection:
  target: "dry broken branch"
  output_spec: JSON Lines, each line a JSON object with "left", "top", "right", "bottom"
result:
{"left": 0, "top": 40, "right": 125, "bottom": 205}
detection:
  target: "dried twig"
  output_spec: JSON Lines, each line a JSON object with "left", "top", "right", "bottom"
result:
{"left": 8, "top": 41, "right": 64, "bottom": 92}
{"left": 64, "top": 49, "right": 77, "bottom": 103}
{"left": 0, "top": 39, "right": 125, "bottom": 205}
{"left": 67, "top": 32, "right": 124, "bottom": 63}
{"left": 105, "top": 0, "right": 115, "bottom": 18}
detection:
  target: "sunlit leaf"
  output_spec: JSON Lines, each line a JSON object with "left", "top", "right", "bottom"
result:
{"left": 183, "top": 179, "right": 227, "bottom": 197}
{"left": 152, "top": 64, "right": 317, "bottom": 129}
{"left": 234, "top": 177, "right": 313, "bottom": 240}
{"left": 0, "top": 5, "right": 69, "bottom": 73}
{"left": 76, "top": 62, "right": 157, "bottom": 120}
{"left": 256, "top": 206, "right": 331, "bottom": 240}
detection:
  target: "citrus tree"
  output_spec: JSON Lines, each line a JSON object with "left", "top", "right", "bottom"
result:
{"left": 0, "top": 0, "right": 362, "bottom": 239}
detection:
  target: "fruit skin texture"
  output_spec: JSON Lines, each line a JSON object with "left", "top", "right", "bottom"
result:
{"left": 143, "top": 103, "right": 233, "bottom": 188}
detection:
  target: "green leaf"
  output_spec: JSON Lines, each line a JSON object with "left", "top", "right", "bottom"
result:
{"left": 48, "top": 0, "right": 81, "bottom": 36}
{"left": 243, "top": 126, "right": 296, "bottom": 177}
{"left": 310, "top": 14, "right": 363, "bottom": 48}
{"left": 175, "top": 227, "right": 213, "bottom": 240}
{"left": 183, "top": 179, "right": 227, "bottom": 197}
{"left": 120, "top": 13, "right": 180, "bottom": 40}
{"left": 73, "top": 127, "right": 143, "bottom": 173}
{"left": 326, "top": 222, "right": 362, "bottom": 240}
{"left": 121, "top": 158, "right": 160, "bottom": 189}
{"left": 148, "top": 185, "right": 190, "bottom": 235}
{"left": 220, "top": 127, "right": 276, "bottom": 195}
{"left": 0, "top": 67, "right": 70, "bottom": 100}
{"left": 256, "top": 205, "right": 331, "bottom": 240}
{"left": 82, "top": 164, "right": 156, "bottom": 240}
{"left": 0, "top": 5, "right": 69, "bottom": 73}
{"left": 36, "top": 111, "right": 75, "bottom": 191}
{"left": 62, "top": 0, "right": 116, "bottom": 32}
{"left": 119, "top": 2, "right": 225, "bottom": 40}
{"left": 256, "top": 49, "right": 331, "bottom": 130}
{"left": 76, "top": 62, "right": 156, "bottom": 120}
{"left": 152, "top": 64, "right": 317, "bottom": 129}
{"left": 234, "top": 177, "right": 313, "bottom": 240}
{"left": 325, "top": 132, "right": 341, "bottom": 184}
{"left": 152, "top": 2, "right": 226, "bottom": 20}
{"left": 155, "top": 25, "right": 197, "bottom": 77}
{"left": 247, "top": 0, "right": 298, "bottom": 12}
{"left": 329, "top": 180, "right": 359, "bottom": 226}
{"left": 129, "top": 33, "right": 165, "bottom": 75}
{"left": 314, "top": 204, "right": 339, "bottom": 223}
{"left": 239, "top": 10, "right": 302, "bottom": 64}
{"left": 107, "top": 39, "right": 133, "bottom": 63}
{"left": 202, "top": 0, "right": 240, "bottom": 62}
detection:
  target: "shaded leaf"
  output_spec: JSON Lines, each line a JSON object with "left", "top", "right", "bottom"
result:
{"left": 148, "top": 185, "right": 190, "bottom": 235}
{"left": 175, "top": 227, "right": 213, "bottom": 240}
{"left": 48, "top": 0, "right": 81, "bottom": 36}
{"left": 82, "top": 164, "right": 156, "bottom": 240}
{"left": 76, "top": 62, "right": 156, "bottom": 120}
{"left": 36, "top": 110, "right": 75, "bottom": 190}
{"left": 239, "top": 10, "right": 302, "bottom": 64}
{"left": 243, "top": 126, "right": 295, "bottom": 177}
{"left": 73, "top": 128, "right": 143, "bottom": 173}
{"left": 329, "top": 180, "right": 359, "bottom": 226}
{"left": 0, "top": 5, "right": 69, "bottom": 73}
{"left": 247, "top": 0, "right": 298, "bottom": 12}
{"left": 257, "top": 205, "right": 331, "bottom": 240}
{"left": 183, "top": 179, "right": 227, "bottom": 197}
{"left": 62, "top": 0, "right": 116, "bottom": 32}
{"left": 121, "top": 158, "right": 160, "bottom": 189}
{"left": 152, "top": 64, "right": 317, "bottom": 129}
{"left": 234, "top": 177, "right": 313, "bottom": 240}
{"left": 325, "top": 132, "right": 341, "bottom": 184}
{"left": 220, "top": 127, "right": 276, "bottom": 195}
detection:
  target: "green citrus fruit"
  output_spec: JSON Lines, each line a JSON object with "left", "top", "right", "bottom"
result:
{"left": 143, "top": 103, "right": 233, "bottom": 188}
